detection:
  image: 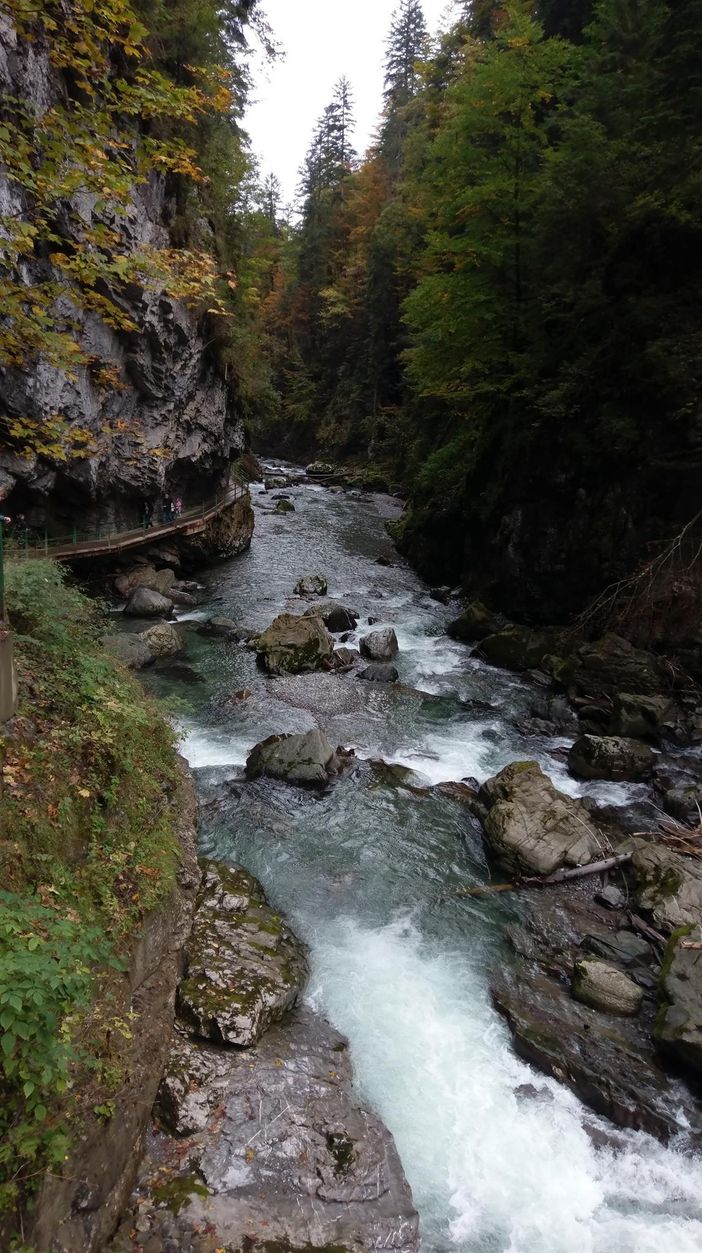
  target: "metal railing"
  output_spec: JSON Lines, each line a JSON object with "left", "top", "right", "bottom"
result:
{"left": 2, "top": 473, "right": 249, "bottom": 564}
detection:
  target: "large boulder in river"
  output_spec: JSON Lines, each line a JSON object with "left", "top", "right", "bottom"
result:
{"left": 568, "top": 734, "right": 655, "bottom": 782}
{"left": 138, "top": 621, "right": 183, "bottom": 659}
{"left": 448, "top": 601, "right": 509, "bottom": 642}
{"left": 246, "top": 728, "right": 342, "bottom": 787}
{"left": 255, "top": 612, "right": 334, "bottom": 675}
{"left": 481, "top": 762, "right": 601, "bottom": 876}
{"left": 123, "top": 586, "right": 174, "bottom": 618}
{"left": 177, "top": 861, "right": 307, "bottom": 1048}
{"left": 656, "top": 926, "right": 702, "bottom": 1075}
{"left": 304, "top": 599, "right": 358, "bottom": 632}
{"left": 360, "top": 627, "right": 399, "bottom": 661}
{"left": 294, "top": 573, "right": 327, "bottom": 596}
{"left": 608, "top": 692, "right": 683, "bottom": 743}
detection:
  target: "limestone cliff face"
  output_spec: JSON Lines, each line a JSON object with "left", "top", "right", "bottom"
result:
{"left": 0, "top": 16, "right": 246, "bottom": 532}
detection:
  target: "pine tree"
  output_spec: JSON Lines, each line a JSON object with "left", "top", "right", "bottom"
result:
{"left": 380, "top": 0, "right": 428, "bottom": 167}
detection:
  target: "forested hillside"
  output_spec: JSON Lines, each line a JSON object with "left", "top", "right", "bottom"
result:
{"left": 253, "top": 0, "right": 702, "bottom": 622}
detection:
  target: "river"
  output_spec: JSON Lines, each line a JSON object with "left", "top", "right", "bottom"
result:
{"left": 149, "top": 465, "right": 702, "bottom": 1253}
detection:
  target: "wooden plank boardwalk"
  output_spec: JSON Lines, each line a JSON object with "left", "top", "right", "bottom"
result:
{"left": 8, "top": 480, "right": 248, "bottom": 563}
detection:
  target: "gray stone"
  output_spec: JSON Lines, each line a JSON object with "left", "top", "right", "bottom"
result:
{"left": 595, "top": 884, "right": 626, "bottom": 911}
{"left": 138, "top": 621, "right": 183, "bottom": 659}
{"left": 481, "top": 761, "right": 601, "bottom": 876}
{"left": 573, "top": 958, "right": 644, "bottom": 1016}
{"left": 568, "top": 734, "right": 655, "bottom": 782}
{"left": 123, "top": 586, "right": 174, "bottom": 618}
{"left": 275, "top": 498, "right": 295, "bottom": 513}
{"left": 246, "top": 728, "right": 341, "bottom": 787}
{"left": 359, "top": 627, "right": 399, "bottom": 661}
{"left": 255, "top": 612, "right": 334, "bottom": 675}
{"left": 177, "top": 862, "right": 307, "bottom": 1048}
{"left": 582, "top": 930, "right": 652, "bottom": 968}
{"left": 103, "top": 633, "right": 154, "bottom": 670}
{"left": 359, "top": 663, "right": 399, "bottom": 683}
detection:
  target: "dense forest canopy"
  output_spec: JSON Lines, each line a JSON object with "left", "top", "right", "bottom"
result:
{"left": 249, "top": 0, "right": 702, "bottom": 620}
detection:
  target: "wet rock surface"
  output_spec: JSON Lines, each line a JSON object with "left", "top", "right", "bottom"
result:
{"left": 491, "top": 879, "right": 702, "bottom": 1144}
{"left": 112, "top": 858, "right": 419, "bottom": 1253}
{"left": 177, "top": 862, "right": 307, "bottom": 1048}
{"left": 114, "top": 1009, "right": 419, "bottom": 1253}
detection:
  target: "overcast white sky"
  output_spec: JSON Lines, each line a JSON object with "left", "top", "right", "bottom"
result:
{"left": 245, "top": 0, "right": 456, "bottom": 206}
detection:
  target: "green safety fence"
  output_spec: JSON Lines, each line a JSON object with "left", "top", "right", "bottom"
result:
{"left": 3, "top": 474, "right": 249, "bottom": 563}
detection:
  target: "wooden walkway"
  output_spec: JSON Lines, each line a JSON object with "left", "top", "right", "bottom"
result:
{"left": 9, "top": 481, "right": 248, "bottom": 563}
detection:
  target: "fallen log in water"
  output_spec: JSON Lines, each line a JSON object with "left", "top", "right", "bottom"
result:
{"left": 443, "top": 853, "right": 633, "bottom": 901}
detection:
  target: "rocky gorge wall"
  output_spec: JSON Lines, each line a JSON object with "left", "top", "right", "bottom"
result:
{"left": 0, "top": 14, "right": 247, "bottom": 535}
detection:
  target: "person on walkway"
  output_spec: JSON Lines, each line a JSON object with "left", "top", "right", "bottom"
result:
{"left": 175, "top": 496, "right": 183, "bottom": 517}
{"left": 143, "top": 500, "right": 153, "bottom": 529}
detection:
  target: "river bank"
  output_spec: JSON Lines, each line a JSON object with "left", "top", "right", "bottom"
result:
{"left": 103, "top": 461, "right": 701, "bottom": 1253}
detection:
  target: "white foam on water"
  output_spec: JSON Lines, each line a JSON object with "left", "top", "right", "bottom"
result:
{"left": 179, "top": 723, "right": 249, "bottom": 769}
{"left": 306, "top": 917, "right": 702, "bottom": 1253}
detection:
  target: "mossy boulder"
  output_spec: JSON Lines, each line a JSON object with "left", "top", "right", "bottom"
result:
{"left": 568, "top": 734, "right": 655, "bottom": 782}
{"left": 480, "top": 761, "right": 601, "bottom": 876}
{"left": 177, "top": 861, "right": 308, "bottom": 1048}
{"left": 255, "top": 612, "right": 334, "bottom": 675}
{"left": 656, "top": 926, "right": 702, "bottom": 1076}
{"left": 572, "top": 958, "right": 643, "bottom": 1016}
{"left": 626, "top": 839, "right": 702, "bottom": 934}
{"left": 295, "top": 574, "right": 327, "bottom": 596}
